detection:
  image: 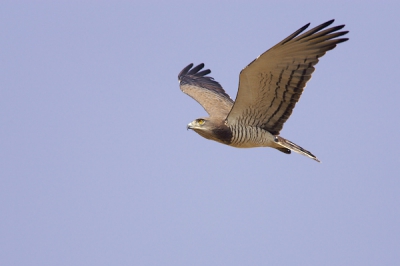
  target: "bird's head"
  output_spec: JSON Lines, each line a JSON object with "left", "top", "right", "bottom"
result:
{"left": 187, "top": 117, "right": 231, "bottom": 144}
{"left": 187, "top": 117, "right": 218, "bottom": 141}
{"left": 187, "top": 118, "right": 209, "bottom": 131}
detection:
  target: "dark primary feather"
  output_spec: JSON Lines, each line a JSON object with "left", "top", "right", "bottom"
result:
{"left": 178, "top": 63, "right": 233, "bottom": 101}
{"left": 179, "top": 63, "right": 234, "bottom": 118}
{"left": 226, "top": 19, "right": 349, "bottom": 135}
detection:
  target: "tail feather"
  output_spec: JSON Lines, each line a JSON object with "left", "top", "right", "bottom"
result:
{"left": 274, "top": 136, "right": 320, "bottom": 162}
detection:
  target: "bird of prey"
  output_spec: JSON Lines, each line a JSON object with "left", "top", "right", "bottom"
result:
{"left": 178, "top": 20, "right": 348, "bottom": 162}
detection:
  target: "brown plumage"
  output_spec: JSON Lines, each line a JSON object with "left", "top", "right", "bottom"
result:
{"left": 178, "top": 20, "right": 349, "bottom": 162}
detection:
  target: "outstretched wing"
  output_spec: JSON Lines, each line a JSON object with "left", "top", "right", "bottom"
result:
{"left": 226, "top": 20, "right": 349, "bottom": 135}
{"left": 179, "top": 63, "right": 234, "bottom": 118}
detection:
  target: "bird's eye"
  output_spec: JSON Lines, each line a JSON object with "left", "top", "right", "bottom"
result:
{"left": 198, "top": 119, "right": 205, "bottom": 125}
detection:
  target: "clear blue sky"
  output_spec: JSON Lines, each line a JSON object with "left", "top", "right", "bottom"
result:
{"left": 1, "top": 1, "right": 399, "bottom": 265}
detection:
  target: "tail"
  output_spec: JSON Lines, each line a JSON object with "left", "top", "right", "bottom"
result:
{"left": 274, "top": 136, "right": 320, "bottom": 162}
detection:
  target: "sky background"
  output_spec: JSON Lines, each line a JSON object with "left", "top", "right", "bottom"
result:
{"left": 1, "top": 1, "right": 399, "bottom": 265}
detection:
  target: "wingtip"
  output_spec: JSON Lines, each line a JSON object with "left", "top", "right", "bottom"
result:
{"left": 325, "top": 19, "right": 335, "bottom": 26}
{"left": 178, "top": 63, "right": 194, "bottom": 80}
{"left": 338, "top": 37, "right": 349, "bottom": 43}
{"left": 301, "top": 22, "right": 311, "bottom": 31}
{"left": 188, "top": 63, "right": 205, "bottom": 75}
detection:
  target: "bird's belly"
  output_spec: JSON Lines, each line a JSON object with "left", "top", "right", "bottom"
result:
{"left": 228, "top": 126, "right": 275, "bottom": 148}
{"left": 230, "top": 140, "right": 271, "bottom": 148}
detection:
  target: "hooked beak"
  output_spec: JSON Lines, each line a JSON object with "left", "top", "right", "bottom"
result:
{"left": 187, "top": 122, "right": 193, "bottom": 130}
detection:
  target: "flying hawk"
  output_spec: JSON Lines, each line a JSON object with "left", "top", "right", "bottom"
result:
{"left": 178, "top": 20, "right": 348, "bottom": 162}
